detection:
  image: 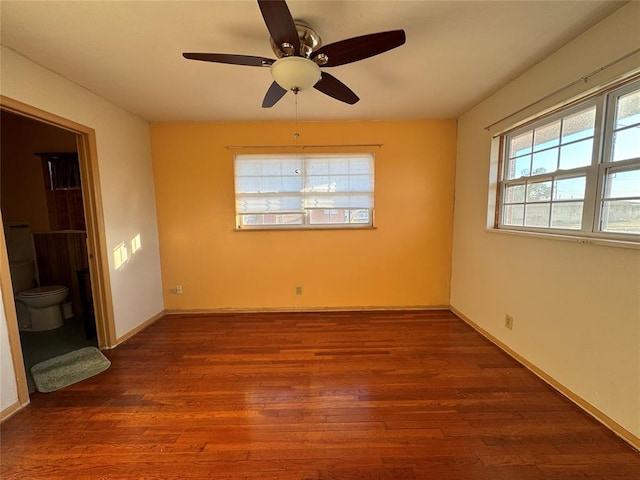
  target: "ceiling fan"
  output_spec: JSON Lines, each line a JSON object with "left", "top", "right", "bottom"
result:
{"left": 182, "top": 0, "right": 406, "bottom": 108}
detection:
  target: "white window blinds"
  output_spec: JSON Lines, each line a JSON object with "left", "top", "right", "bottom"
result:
{"left": 234, "top": 153, "right": 374, "bottom": 228}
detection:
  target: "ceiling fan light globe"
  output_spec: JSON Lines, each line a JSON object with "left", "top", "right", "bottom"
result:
{"left": 271, "top": 56, "right": 321, "bottom": 91}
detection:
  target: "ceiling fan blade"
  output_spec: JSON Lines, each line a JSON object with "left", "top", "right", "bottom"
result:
{"left": 257, "top": 0, "right": 300, "bottom": 55}
{"left": 262, "top": 81, "right": 288, "bottom": 108}
{"left": 314, "top": 73, "right": 359, "bottom": 105}
{"left": 183, "top": 53, "right": 274, "bottom": 67}
{"left": 312, "top": 30, "right": 406, "bottom": 67}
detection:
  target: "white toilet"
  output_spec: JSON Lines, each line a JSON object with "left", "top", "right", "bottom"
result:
{"left": 6, "top": 224, "right": 69, "bottom": 332}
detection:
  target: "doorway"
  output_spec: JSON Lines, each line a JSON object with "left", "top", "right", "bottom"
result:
{"left": 1, "top": 111, "right": 97, "bottom": 392}
{"left": 0, "top": 98, "right": 114, "bottom": 404}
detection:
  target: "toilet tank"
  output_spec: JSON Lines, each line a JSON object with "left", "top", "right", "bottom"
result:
{"left": 5, "top": 224, "right": 36, "bottom": 263}
{"left": 8, "top": 260, "right": 35, "bottom": 294}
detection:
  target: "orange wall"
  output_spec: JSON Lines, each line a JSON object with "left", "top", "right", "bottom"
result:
{"left": 150, "top": 120, "right": 456, "bottom": 311}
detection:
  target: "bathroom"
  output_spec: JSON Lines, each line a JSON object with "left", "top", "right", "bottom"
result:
{"left": 1, "top": 110, "right": 97, "bottom": 392}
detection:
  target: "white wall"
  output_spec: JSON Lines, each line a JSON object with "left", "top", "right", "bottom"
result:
{"left": 0, "top": 48, "right": 164, "bottom": 350}
{"left": 451, "top": 2, "right": 640, "bottom": 440}
{"left": 0, "top": 290, "right": 18, "bottom": 412}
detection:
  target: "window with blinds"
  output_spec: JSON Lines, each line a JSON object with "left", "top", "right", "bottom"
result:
{"left": 234, "top": 153, "right": 374, "bottom": 229}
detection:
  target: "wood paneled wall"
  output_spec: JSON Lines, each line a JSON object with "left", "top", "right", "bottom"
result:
{"left": 33, "top": 232, "right": 89, "bottom": 316}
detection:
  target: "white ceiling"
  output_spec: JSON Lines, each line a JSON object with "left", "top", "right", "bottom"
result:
{"left": 0, "top": 1, "right": 626, "bottom": 122}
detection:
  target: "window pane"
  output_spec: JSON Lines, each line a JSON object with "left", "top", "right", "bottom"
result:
{"left": 507, "top": 155, "right": 531, "bottom": 179}
{"left": 612, "top": 128, "right": 640, "bottom": 162}
{"left": 306, "top": 159, "right": 330, "bottom": 175}
{"left": 559, "top": 138, "right": 593, "bottom": 170}
{"left": 307, "top": 209, "right": 372, "bottom": 225}
{"left": 235, "top": 176, "right": 262, "bottom": 193}
{"left": 309, "top": 208, "right": 371, "bottom": 225}
{"left": 562, "top": 107, "right": 596, "bottom": 143}
{"left": 347, "top": 158, "right": 374, "bottom": 174}
{"left": 236, "top": 194, "right": 303, "bottom": 213}
{"left": 526, "top": 181, "right": 551, "bottom": 202}
{"left": 240, "top": 214, "right": 263, "bottom": 226}
{"left": 600, "top": 200, "right": 640, "bottom": 234}
{"left": 240, "top": 213, "right": 304, "bottom": 226}
{"left": 615, "top": 89, "right": 640, "bottom": 130}
{"left": 524, "top": 203, "right": 550, "bottom": 227}
{"left": 305, "top": 175, "right": 334, "bottom": 192}
{"left": 603, "top": 169, "right": 640, "bottom": 199}
{"left": 348, "top": 174, "right": 374, "bottom": 191}
{"left": 503, "top": 204, "right": 524, "bottom": 226}
{"left": 510, "top": 131, "right": 533, "bottom": 157}
{"left": 304, "top": 193, "right": 373, "bottom": 209}
{"left": 235, "top": 157, "right": 300, "bottom": 176}
{"left": 553, "top": 176, "right": 586, "bottom": 200}
{"left": 504, "top": 184, "right": 525, "bottom": 203}
{"left": 309, "top": 209, "right": 349, "bottom": 224}
{"left": 551, "top": 202, "right": 583, "bottom": 229}
{"left": 305, "top": 174, "right": 373, "bottom": 193}
{"left": 532, "top": 149, "right": 558, "bottom": 174}
{"left": 533, "top": 120, "right": 560, "bottom": 151}
{"left": 306, "top": 155, "right": 373, "bottom": 175}
{"left": 350, "top": 209, "right": 371, "bottom": 224}
{"left": 236, "top": 175, "right": 302, "bottom": 194}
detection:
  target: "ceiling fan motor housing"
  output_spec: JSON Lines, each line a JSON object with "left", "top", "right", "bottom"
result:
{"left": 270, "top": 22, "right": 322, "bottom": 59}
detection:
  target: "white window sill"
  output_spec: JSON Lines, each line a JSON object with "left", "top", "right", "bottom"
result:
{"left": 485, "top": 227, "right": 640, "bottom": 250}
{"left": 234, "top": 226, "right": 377, "bottom": 232}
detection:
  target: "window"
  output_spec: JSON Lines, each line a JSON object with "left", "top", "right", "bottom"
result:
{"left": 234, "top": 153, "right": 374, "bottom": 229}
{"left": 37, "top": 152, "right": 86, "bottom": 231}
{"left": 498, "top": 79, "right": 640, "bottom": 241}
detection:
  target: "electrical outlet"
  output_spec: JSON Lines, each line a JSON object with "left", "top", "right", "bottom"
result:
{"left": 505, "top": 314, "right": 514, "bottom": 330}
{"left": 295, "top": 286, "right": 303, "bottom": 295}
{"left": 175, "top": 285, "right": 183, "bottom": 295}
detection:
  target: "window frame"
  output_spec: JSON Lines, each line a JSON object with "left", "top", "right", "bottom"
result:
{"left": 496, "top": 78, "right": 640, "bottom": 243}
{"left": 233, "top": 152, "right": 375, "bottom": 231}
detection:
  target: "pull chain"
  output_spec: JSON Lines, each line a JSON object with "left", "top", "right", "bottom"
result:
{"left": 293, "top": 89, "right": 301, "bottom": 175}
{"left": 293, "top": 88, "right": 300, "bottom": 146}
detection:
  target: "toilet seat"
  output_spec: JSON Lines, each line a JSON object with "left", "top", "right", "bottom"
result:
{"left": 15, "top": 285, "right": 69, "bottom": 332}
{"left": 17, "top": 285, "right": 68, "bottom": 298}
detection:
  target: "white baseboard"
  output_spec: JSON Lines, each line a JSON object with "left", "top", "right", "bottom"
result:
{"left": 114, "top": 310, "right": 165, "bottom": 347}
{"left": 0, "top": 399, "right": 25, "bottom": 422}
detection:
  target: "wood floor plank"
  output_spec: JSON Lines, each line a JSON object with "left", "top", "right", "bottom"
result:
{"left": 1, "top": 310, "right": 638, "bottom": 479}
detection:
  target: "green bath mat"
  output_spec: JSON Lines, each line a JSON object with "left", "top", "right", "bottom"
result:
{"left": 30, "top": 346, "right": 111, "bottom": 393}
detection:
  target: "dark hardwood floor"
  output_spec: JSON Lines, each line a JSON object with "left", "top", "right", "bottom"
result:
{"left": 2, "top": 310, "right": 638, "bottom": 479}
